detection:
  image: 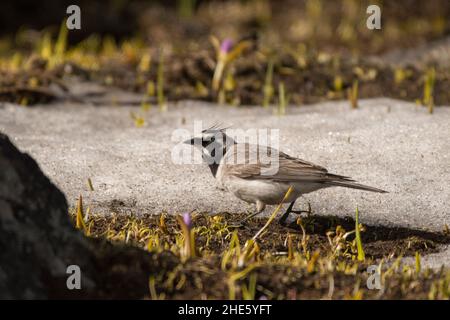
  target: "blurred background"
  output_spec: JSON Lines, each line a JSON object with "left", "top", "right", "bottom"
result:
{"left": 1, "top": 0, "right": 449, "bottom": 52}
{"left": 1, "top": 0, "right": 449, "bottom": 107}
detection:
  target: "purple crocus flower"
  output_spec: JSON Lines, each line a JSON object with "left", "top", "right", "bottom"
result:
{"left": 220, "top": 39, "right": 234, "bottom": 54}
{"left": 182, "top": 212, "right": 192, "bottom": 229}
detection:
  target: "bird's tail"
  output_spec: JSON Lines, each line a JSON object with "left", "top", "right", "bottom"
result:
{"left": 328, "top": 181, "right": 388, "bottom": 193}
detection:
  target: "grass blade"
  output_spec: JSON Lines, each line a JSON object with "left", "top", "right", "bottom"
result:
{"left": 355, "top": 207, "right": 365, "bottom": 261}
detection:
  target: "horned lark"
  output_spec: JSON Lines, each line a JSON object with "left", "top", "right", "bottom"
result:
{"left": 185, "top": 126, "right": 387, "bottom": 225}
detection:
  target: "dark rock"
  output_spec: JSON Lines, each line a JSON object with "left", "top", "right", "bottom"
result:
{"left": 0, "top": 132, "right": 178, "bottom": 299}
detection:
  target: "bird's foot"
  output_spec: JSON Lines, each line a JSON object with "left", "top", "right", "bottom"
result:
{"left": 278, "top": 202, "right": 312, "bottom": 226}
{"left": 291, "top": 203, "right": 312, "bottom": 216}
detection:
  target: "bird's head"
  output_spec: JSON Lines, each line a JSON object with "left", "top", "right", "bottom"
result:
{"left": 183, "top": 124, "right": 234, "bottom": 152}
{"left": 183, "top": 124, "right": 234, "bottom": 176}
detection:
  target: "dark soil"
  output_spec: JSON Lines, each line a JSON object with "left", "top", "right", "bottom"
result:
{"left": 75, "top": 211, "right": 450, "bottom": 299}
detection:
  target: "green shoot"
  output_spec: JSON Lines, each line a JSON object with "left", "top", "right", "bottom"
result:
{"left": 394, "top": 68, "right": 406, "bottom": 85}
{"left": 228, "top": 281, "right": 236, "bottom": 300}
{"left": 348, "top": 79, "right": 359, "bottom": 109}
{"left": 138, "top": 52, "right": 151, "bottom": 73}
{"left": 224, "top": 70, "right": 236, "bottom": 92}
{"left": 423, "top": 67, "right": 435, "bottom": 114}
{"left": 334, "top": 75, "right": 343, "bottom": 92}
{"left": 287, "top": 233, "right": 294, "bottom": 260}
{"left": 262, "top": 59, "right": 274, "bottom": 108}
{"left": 210, "top": 36, "right": 251, "bottom": 91}
{"left": 146, "top": 81, "right": 155, "bottom": 97}
{"left": 415, "top": 251, "right": 421, "bottom": 274}
{"left": 218, "top": 88, "right": 226, "bottom": 105}
{"left": 355, "top": 207, "right": 365, "bottom": 261}
{"left": 87, "top": 178, "right": 94, "bottom": 191}
{"left": 252, "top": 186, "right": 293, "bottom": 241}
{"left": 277, "top": 82, "right": 287, "bottom": 115}
{"left": 130, "top": 111, "right": 145, "bottom": 127}
{"left": 177, "top": 213, "right": 197, "bottom": 260}
{"left": 241, "top": 273, "right": 257, "bottom": 300}
{"left": 149, "top": 276, "right": 160, "bottom": 300}
{"left": 9, "top": 52, "right": 23, "bottom": 71}
{"left": 296, "top": 218, "right": 308, "bottom": 255}
{"left": 40, "top": 31, "right": 53, "bottom": 60}
{"left": 195, "top": 81, "right": 209, "bottom": 97}
{"left": 75, "top": 195, "right": 86, "bottom": 231}
{"left": 101, "top": 35, "right": 118, "bottom": 56}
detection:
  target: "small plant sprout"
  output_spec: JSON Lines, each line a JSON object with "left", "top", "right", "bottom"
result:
{"left": 354, "top": 207, "right": 365, "bottom": 262}
{"left": 423, "top": 67, "right": 436, "bottom": 114}
{"left": 394, "top": 68, "right": 407, "bottom": 85}
{"left": 277, "top": 82, "right": 288, "bottom": 115}
{"left": 237, "top": 239, "right": 260, "bottom": 268}
{"left": 252, "top": 186, "right": 294, "bottom": 241}
{"left": 9, "top": 53, "right": 23, "bottom": 71}
{"left": 228, "top": 264, "right": 257, "bottom": 300}
{"left": 159, "top": 214, "right": 168, "bottom": 234}
{"left": 348, "top": 79, "right": 359, "bottom": 109}
{"left": 333, "top": 75, "right": 343, "bottom": 92}
{"left": 157, "top": 52, "right": 167, "bottom": 111}
{"left": 177, "top": 212, "right": 197, "bottom": 260}
{"left": 262, "top": 59, "right": 274, "bottom": 108}
{"left": 101, "top": 35, "right": 118, "bottom": 56}
{"left": 138, "top": 52, "right": 151, "bottom": 73}
{"left": 195, "top": 81, "right": 209, "bottom": 97}
{"left": 210, "top": 36, "right": 252, "bottom": 91}
{"left": 415, "top": 251, "right": 421, "bottom": 274}
{"left": 75, "top": 195, "right": 86, "bottom": 231}
{"left": 87, "top": 178, "right": 94, "bottom": 191}
{"left": 241, "top": 273, "right": 257, "bottom": 300}
{"left": 296, "top": 217, "right": 309, "bottom": 255}
{"left": 287, "top": 233, "right": 294, "bottom": 260}
{"left": 307, "top": 250, "right": 320, "bottom": 273}
{"left": 224, "top": 69, "right": 236, "bottom": 92}
{"left": 149, "top": 275, "right": 164, "bottom": 300}
{"left": 130, "top": 111, "right": 145, "bottom": 127}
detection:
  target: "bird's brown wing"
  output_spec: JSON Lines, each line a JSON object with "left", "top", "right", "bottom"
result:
{"left": 223, "top": 144, "right": 354, "bottom": 183}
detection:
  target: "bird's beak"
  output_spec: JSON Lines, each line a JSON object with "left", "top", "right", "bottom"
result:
{"left": 183, "top": 137, "right": 195, "bottom": 145}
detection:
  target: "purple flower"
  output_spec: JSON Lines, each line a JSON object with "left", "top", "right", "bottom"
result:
{"left": 183, "top": 212, "right": 192, "bottom": 229}
{"left": 220, "top": 39, "right": 234, "bottom": 54}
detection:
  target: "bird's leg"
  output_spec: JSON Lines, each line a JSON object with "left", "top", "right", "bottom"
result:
{"left": 278, "top": 200, "right": 296, "bottom": 226}
{"left": 279, "top": 200, "right": 312, "bottom": 226}
{"left": 290, "top": 202, "right": 312, "bottom": 216}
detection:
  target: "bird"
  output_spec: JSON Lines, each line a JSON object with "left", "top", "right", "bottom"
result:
{"left": 184, "top": 125, "right": 387, "bottom": 225}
